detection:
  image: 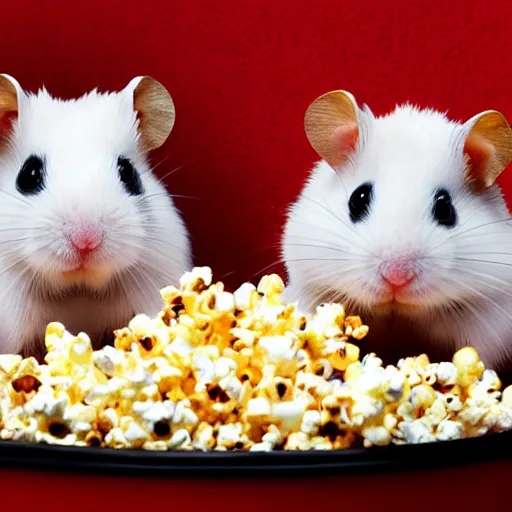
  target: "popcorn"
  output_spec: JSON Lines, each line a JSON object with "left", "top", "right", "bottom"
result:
{"left": 0, "top": 354, "right": 22, "bottom": 375}
{"left": 399, "top": 419, "right": 436, "bottom": 444}
{"left": 192, "top": 422, "right": 215, "bottom": 451}
{"left": 216, "top": 423, "right": 249, "bottom": 450}
{"left": 436, "top": 362, "right": 458, "bottom": 387}
{"left": 143, "top": 440, "right": 169, "bottom": 451}
{"left": 0, "top": 266, "right": 510, "bottom": 452}
{"left": 215, "top": 291, "right": 236, "bottom": 312}
{"left": 300, "top": 410, "right": 321, "bottom": 435}
{"left": 503, "top": 386, "right": 512, "bottom": 407}
{"left": 436, "top": 420, "right": 465, "bottom": 441}
{"left": 179, "top": 266, "right": 213, "bottom": 291}
{"left": 233, "top": 283, "right": 257, "bottom": 311}
{"left": 246, "top": 397, "right": 271, "bottom": 422}
{"left": 123, "top": 421, "right": 149, "bottom": 445}
{"left": 410, "top": 385, "right": 437, "bottom": 410}
{"left": 285, "top": 431, "right": 312, "bottom": 450}
{"left": 104, "top": 427, "right": 129, "bottom": 449}
{"left": 64, "top": 404, "right": 97, "bottom": 431}
{"left": 271, "top": 399, "right": 307, "bottom": 434}
{"left": 362, "top": 426, "right": 392, "bottom": 447}
{"left": 259, "top": 335, "right": 297, "bottom": 362}
{"left": 453, "top": 347, "right": 484, "bottom": 387}
{"left": 168, "top": 428, "right": 192, "bottom": 449}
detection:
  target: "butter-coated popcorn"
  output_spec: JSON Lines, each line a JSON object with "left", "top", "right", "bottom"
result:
{"left": 0, "top": 267, "right": 511, "bottom": 451}
{"left": 436, "top": 362, "right": 458, "bottom": 387}
{"left": 168, "top": 428, "right": 192, "bottom": 449}
{"left": 503, "top": 386, "right": 512, "bottom": 407}
{"left": 436, "top": 419, "right": 465, "bottom": 441}
{"left": 362, "top": 426, "right": 392, "bottom": 447}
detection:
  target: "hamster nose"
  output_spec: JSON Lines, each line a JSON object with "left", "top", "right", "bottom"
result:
{"left": 69, "top": 225, "right": 104, "bottom": 256}
{"left": 379, "top": 255, "right": 418, "bottom": 291}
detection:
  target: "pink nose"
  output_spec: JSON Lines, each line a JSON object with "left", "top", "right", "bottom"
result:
{"left": 69, "top": 225, "right": 103, "bottom": 256}
{"left": 380, "top": 255, "right": 418, "bottom": 291}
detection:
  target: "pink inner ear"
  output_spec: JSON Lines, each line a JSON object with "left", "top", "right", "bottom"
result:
{"left": 332, "top": 123, "right": 359, "bottom": 156}
{"left": 464, "top": 133, "right": 494, "bottom": 183}
{"left": 0, "top": 110, "right": 18, "bottom": 138}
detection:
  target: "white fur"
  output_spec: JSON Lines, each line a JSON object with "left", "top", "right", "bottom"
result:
{"left": 282, "top": 104, "right": 512, "bottom": 369}
{"left": 0, "top": 83, "right": 192, "bottom": 354}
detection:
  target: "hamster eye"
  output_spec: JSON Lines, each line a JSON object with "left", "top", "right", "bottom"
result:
{"left": 118, "top": 156, "right": 143, "bottom": 196}
{"left": 432, "top": 188, "right": 457, "bottom": 228}
{"left": 16, "top": 155, "right": 46, "bottom": 195}
{"left": 348, "top": 182, "right": 373, "bottom": 223}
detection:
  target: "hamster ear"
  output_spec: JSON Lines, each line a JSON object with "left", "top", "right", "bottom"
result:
{"left": 304, "top": 90, "right": 360, "bottom": 169}
{"left": 0, "top": 74, "right": 22, "bottom": 142}
{"left": 124, "top": 76, "right": 176, "bottom": 153}
{"left": 463, "top": 110, "right": 512, "bottom": 189}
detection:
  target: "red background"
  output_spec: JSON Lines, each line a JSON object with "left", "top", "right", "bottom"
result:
{"left": 5, "top": 0, "right": 512, "bottom": 290}
{"left": 1, "top": 0, "right": 511, "bottom": 504}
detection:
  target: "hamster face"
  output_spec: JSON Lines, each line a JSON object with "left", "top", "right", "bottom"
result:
{"left": 283, "top": 106, "right": 512, "bottom": 317}
{"left": 0, "top": 89, "right": 191, "bottom": 295}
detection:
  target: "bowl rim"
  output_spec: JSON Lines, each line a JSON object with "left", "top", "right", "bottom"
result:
{"left": 0, "top": 429, "right": 510, "bottom": 477}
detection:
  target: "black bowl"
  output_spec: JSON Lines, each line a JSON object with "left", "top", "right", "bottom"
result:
{"left": 0, "top": 429, "right": 511, "bottom": 477}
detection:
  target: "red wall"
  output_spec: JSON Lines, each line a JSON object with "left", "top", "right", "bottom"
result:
{"left": 5, "top": 0, "right": 512, "bottom": 289}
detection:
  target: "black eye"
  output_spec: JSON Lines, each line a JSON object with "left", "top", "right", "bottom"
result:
{"left": 349, "top": 182, "right": 373, "bottom": 223}
{"left": 432, "top": 188, "right": 457, "bottom": 228}
{"left": 118, "top": 156, "right": 143, "bottom": 196}
{"left": 16, "top": 155, "right": 45, "bottom": 195}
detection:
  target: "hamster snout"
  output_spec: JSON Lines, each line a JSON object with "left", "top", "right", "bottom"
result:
{"left": 379, "top": 254, "right": 418, "bottom": 294}
{"left": 67, "top": 222, "right": 104, "bottom": 256}
{"left": 61, "top": 220, "right": 110, "bottom": 286}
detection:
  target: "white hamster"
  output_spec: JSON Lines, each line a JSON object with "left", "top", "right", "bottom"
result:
{"left": 0, "top": 74, "right": 192, "bottom": 357}
{"left": 282, "top": 89, "right": 512, "bottom": 370}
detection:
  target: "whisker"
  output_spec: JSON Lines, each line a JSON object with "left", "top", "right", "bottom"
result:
{"left": 0, "top": 236, "right": 49, "bottom": 246}
{"left": 451, "top": 230, "right": 512, "bottom": 241}
{"left": 436, "top": 269, "right": 512, "bottom": 319}
{"left": 149, "top": 154, "right": 173, "bottom": 174}
{"left": 459, "top": 251, "right": 512, "bottom": 257}
{"left": 431, "top": 255, "right": 512, "bottom": 269}
{"left": 458, "top": 241, "right": 512, "bottom": 251}
{"left": 154, "top": 163, "right": 190, "bottom": 183}
{"left": 0, "top": 189, "right": 33, "bottom": 207}
{"left": 278, "top": 242, "right": 370, "bottom": 260}
{"left": 0, "top": 241, "right": 54, "bottom": 280}
{"left": 450, "top": 267, "right": 512, "bottom": 300}
{"left": 215, "top": 269, "right": 237, "bottom": 282}
{"left": 449, "top": 216, "right": 512, "bottom": 240}
{"left": 283, "top": 232, "right": 368, "bottom": 256}
{"left": 0, "top": 227, "right": 39, "bottom": 233}
{"left": 141, "top": 192, "right": 199, "bottom": 202}
{"left": 285, "top": 218, "right": 360, "bottom": 245}
{"left": 432, "top": 269, "right": 511, "bottom": 353}
{"left": 300, "top": 194, "right": 371, "bottom": 249}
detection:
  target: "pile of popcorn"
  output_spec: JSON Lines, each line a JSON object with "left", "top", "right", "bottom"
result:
{"left": 0, "top": 267, "right": 511, "bottom": 452}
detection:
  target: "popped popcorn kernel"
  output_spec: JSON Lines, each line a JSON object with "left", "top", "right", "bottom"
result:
{"left": 436, "top": 420, "right": 464, "bottom": 441}
{"left": 233, "top": 283, "right": 257, "bottom": 311}
{"left": 503, "top": 386, "right": 512, "bottom": 407}
{"left": 453, "top": 347, "right": 484, "bottom": 387}
{"left": 351, "top": 325, "right": 369, "bottom": 341}
{"left": 410, "top": 385, "right": 437, "bottom": 410}
{"left": 362, "top": 426, "right": 392, "bottom": 447}
{"left": 0, "top": 355, "right": 22, "bottom": 375}
{"left": 436, "top": 362, "right": 458, "bottom": 387}
{"left": 285, "top": 431, "right": 312, "bottom": 450}
{"left": 0, "top": 266, "right": 510, "bottom": 452}
{"left": 257, "top": 274, "right": 285, "bottom": 297}
{"left": 180, "top": 267, "right": 213, "bottom": 291}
